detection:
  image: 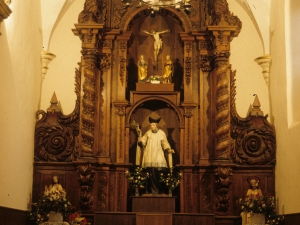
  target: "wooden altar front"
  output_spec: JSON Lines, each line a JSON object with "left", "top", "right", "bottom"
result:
{"left": 32, "top": 0, "right": 276, "bottom": 224}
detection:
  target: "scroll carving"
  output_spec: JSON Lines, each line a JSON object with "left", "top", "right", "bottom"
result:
{"left": 214, "top": 55, "right": 230, "bottom": 158}
{"left": 77, "top": 164, "right": 95, "bottom": 211}
{"left": 205, "top": 0, "right": 242, "bottom": 29}
{"left": 81, "top": 50, "right": 98, "bottom": 156}
{"left": 34, "top": 69, "right": 81, "bottom": 162}
{"left": 214, "top": 166, "right": 232, "bottom": 214}
{"left": 230, "top": 70, "right": 276, "bottom": 165}
{"left": 78, "top": 0, "right": 107, "bottom": 24}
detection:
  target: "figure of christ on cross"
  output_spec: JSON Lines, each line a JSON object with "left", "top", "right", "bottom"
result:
{"left": 141, "top": 29, "right": 170, "bottom": 61}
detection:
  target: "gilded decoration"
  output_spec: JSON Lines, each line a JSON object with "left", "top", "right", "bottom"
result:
{"left": 214, "top": 166, "right": 232, "bottom": 214}
{"left": 230, "top": 71, "right": 276, "bottom": 165}
{"left": 77, "top": 164, "right": 95, "bottom": 211}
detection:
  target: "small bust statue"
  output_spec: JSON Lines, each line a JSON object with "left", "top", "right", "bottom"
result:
{"left": 44, "top": 175, "right": 66, "bottom": 200}
{"left": 246, "top": 176, "right": 263, "bottom": 199}
{"left": 162, "top": 55, "right": 173, "bottom": 83}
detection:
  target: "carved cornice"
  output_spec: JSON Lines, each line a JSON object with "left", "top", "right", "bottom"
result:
{"left": 73, "top": 23, "right": 104, "bottom": 48}
{"left": 0, "top": 0, "right": 12, "bottom": 35}
{"left": 214, "top": 166, "right": 232, "bottom": 214}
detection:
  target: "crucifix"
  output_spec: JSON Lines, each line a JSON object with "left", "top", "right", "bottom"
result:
{"left": 141, "top": 29, "right": 170, "bottom": 69}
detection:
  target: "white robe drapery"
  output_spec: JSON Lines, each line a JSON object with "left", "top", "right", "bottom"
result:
{"left": 136, "top": 129, "right": 171, "bottom": 168}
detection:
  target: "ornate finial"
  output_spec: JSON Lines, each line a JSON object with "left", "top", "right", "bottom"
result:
{"left": 250, "top": 95, "right": 264, "bottom": 117}
{"left": 47, "top": 92, "right": 61, "bottom": 113}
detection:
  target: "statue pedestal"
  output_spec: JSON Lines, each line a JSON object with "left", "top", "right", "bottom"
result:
{"left": 136, "top": 83, "right": 174, "bottom": 92}
{"left": 132, "top": 196, "right": 175, "bottom": 213}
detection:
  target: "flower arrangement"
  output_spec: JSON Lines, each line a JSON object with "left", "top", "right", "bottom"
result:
{"left": 27, "top": 185, "right": 73, "bottom": 224}
{"left": 125, "top": 167, "right": 149, "bottom": 188}
{"left": 159, "top": 167, "right": 183, "bottom": 190}
{"left": 238, "top": 194, "right": 285, "bottom": 225}
{"left": 68, "top": 212, "right": 88, "bottom": 225}
{"left": 147, "top": 75, "right": 162, "bottom": 83}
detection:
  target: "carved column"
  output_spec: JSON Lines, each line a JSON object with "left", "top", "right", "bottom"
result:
{"left": 96, "top": 31, "right": 117, "bottom": 163}
{"left": 73, "top": 23, "right": 104, "bottom": 158}
{"left": 208, "top": 26, "right": 239, "bottom": 160}
{"left": 113, "top": 32, "right": 131, "bottom": 164}
{"left": 179, "top": 33, "right": 196, "bottom": 165}
{"left": 195, "top": 32, "right": 214, "bottom": 163}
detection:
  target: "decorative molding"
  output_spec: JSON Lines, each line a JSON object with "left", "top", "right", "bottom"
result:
{"left": 0, "top": 0, "right": 12, "bottom": 36}
{"left": 41, "top": 50, "right": 56, "bottom": 81}
{"left": 255, "top": 54, "right": 271, "bottom": 85}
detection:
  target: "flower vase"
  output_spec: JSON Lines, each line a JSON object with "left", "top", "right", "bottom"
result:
{"left": 168, "top": 189, "right": 172, "bottom": 197}
{"left": 135, "top": 187, "right": 139, "bottom": 196}
{"left": 151, "top": 80, "right": 160, "bottom": 84}
{"left": 48, "top": 211, "right": 63, "bottom": 222}
{"left": 244, "top": 212, "right": 265, "bottom": 225}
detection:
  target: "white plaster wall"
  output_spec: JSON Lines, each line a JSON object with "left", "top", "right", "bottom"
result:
{"left": 40, "top": 0, "right": 83, "bottom": 114}
{"left": 229, "top": 0, "right": 269, "bottom": 118}
{"left": 0, "top": 1, "right": 42, "bottom": 210}
{"left": 271, "top": 0, "right": 300, "bottom": 214}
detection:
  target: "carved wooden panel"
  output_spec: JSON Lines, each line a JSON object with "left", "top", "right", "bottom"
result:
{"left": 32, "top": 1, "right": 276, "bottom": 224}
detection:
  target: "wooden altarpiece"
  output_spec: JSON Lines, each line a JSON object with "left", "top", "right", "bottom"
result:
{"left": 33, "top": 0, "right": 276, "bottom": 224}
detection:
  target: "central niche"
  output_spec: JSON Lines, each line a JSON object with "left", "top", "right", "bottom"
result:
{"left": 129, "top": 100, "right": 180, "bottom": 166}
{"left": 126, "top": 11, "right": 184, "bottom": 99}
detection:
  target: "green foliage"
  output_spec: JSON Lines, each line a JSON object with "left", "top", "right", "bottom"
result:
{"left": 159, "top": 167, "right": 183, "bottom": 190}
{"left": 125, "top": 167, "right": 149, "bottom": 188}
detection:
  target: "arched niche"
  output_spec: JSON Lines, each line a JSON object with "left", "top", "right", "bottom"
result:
{"left": 126, "top": 97, "right": 183, "bottom": 166}
{"left": 122, "top": 8, "right": 186, "bottom": 99}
